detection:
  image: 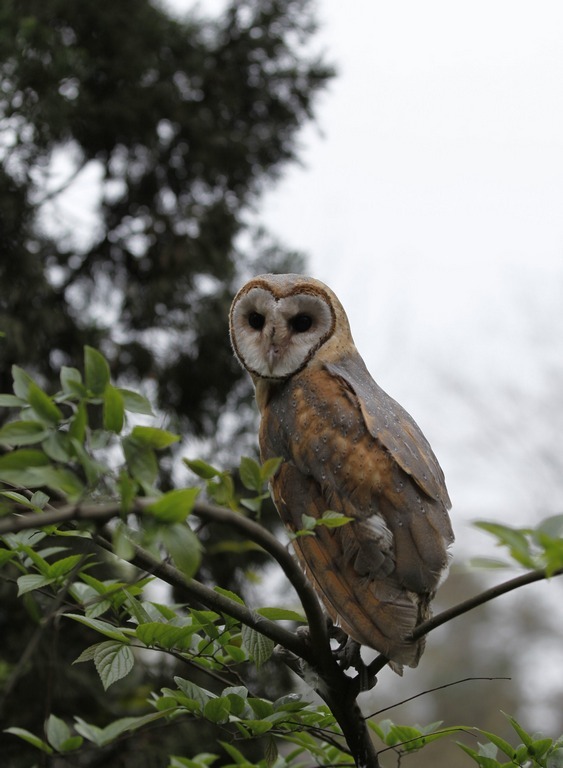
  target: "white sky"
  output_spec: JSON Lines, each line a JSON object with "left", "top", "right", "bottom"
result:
{"left": 252, "top": 1, "right": 563, "bottom": 544}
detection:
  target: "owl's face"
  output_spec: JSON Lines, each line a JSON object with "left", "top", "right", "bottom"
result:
{"left": 230, "top": 274, "right": 352, "bottom": 379}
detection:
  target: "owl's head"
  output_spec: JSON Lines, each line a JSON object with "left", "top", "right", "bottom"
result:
{"left": 229, "top": 273, "right": 353, "bottom": 380}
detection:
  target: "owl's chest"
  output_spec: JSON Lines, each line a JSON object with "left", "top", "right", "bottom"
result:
{"left": 258, "top": 371, "right": 365, "bottom": 468}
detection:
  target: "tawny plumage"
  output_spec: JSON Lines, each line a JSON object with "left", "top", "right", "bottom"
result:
{"left": 229, "top": 274, "right": 454, "bottom": 669}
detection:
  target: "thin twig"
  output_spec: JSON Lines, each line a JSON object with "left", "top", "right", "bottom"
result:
{"left": 366, "top": 676, "right": 511, "bottom": 719}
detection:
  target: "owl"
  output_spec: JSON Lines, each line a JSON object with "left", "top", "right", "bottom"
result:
{"left": 229, "top": 273, "right": 454, "bottom": 669}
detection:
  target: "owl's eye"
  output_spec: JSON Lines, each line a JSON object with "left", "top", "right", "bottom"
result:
{"left": 289, "top": 313, "right": 313, "bottom": 333}
{"left": 248, "top": 311, "right": 265, "bottom": 330}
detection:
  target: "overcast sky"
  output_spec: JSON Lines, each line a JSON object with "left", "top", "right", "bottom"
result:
{"left": 247, "top": 2, "right": 563, "bottom": 546}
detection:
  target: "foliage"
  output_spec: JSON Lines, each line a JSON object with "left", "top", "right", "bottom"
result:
{"left": 0, "top": 0, "right": 331, "bottom": 437}
{"left": 0, "top": 349, "right": 562, "bottom": 768}
{"left": 473, "top": 518, "right": 563, "bottom": 576}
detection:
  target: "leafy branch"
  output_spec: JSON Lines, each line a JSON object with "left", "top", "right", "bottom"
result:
{"left": 1, "top": 348, "right": 562, "bottom": 768}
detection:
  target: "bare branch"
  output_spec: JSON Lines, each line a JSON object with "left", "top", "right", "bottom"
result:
{"left": 0, "top": 500, "right": 126, "bottom": 533}
{"left": 413, "top": 566, "right": 563, "bottom": 641}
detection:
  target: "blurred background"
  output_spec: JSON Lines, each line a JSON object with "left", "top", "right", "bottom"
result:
{"left": 1, "top": 1, "right": 562, "bottom": 765}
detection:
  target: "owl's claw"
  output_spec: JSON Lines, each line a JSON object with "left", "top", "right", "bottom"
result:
{"left": 326, "top": 622, "right": 377, "bottom": 691}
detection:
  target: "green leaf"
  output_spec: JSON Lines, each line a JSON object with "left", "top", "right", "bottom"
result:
{"left": 103, "top": 384, "right": 125, "bottom": 433}
{"left": 17, "top": 574, "right": 56, "bottom": 595}
{"left": 174, "top": 678, "right": 212, "bottom": 712}
{"left": 0, "top": 420, "right": 50, "bottom": 446}
{"left": 136, "top": 622, "right": 198, "bottom": 651}
{"left": 130, "top": 425, "right": 180, "bottom": 449}
{"left": 239, "top": 456, "right": 262, "bottom": 492}
{"left": 73, "top": 643, "right": 101, "bottom": 664}
{"left": 0, "top": 550, "right": 16, "bottom": 566}
{"left": 4, "top": 726, "right": 53, "bottom": 754}
{"left": 119, "top": 388, "right": 154, "bottom": 416}
{"left": 112, "top": 523, "right": 136, "bottom": 561}
{"left": 74, "top": 714, "right": 168, "bottom": 748}
{"left": 31, "top": 490, "right": 50, "bottom": 508}
{"left": 248, "top": 697, "right": 274, "bottom": 718}
{"left": 260, "top": 457, "right": 282, "bottom": 483}
{"left": 316, "top": 511, "right": 353, "bottom": 528}
{"left": 475, "top": 522, "right": 536, "bottom": 568}
{"left": 203, "top": 697, "right": 231, "bottom": 724}
{"left": 0, "top": 449, "right": 50, "bottom": 487}
{"left": 502, "top": 712, "right": 534, "bottom": 747}
{"left": 47, "top": 554, "right": 84, "bottom": 579}
{"left": 28, "top": 382, "right": 63, "bottom": 424}
{"left": 536, "top": 514, "right": 563, "bottom": 540}
{"left": 64, "top": 613, "right": 130, "bottom": 642}
{"left": 213, "top": 586, "right": 246, "bottom": 606}
{"left": 183, "top": 458, "right": 221, "bottom": 480}
{"left": 11, "top": 365, "right": 36, "bottom": 400}
{"left": 45, "top": 714, "right": 82, "bottom": 752}
{"left": 34, "top": 466, "right": 85, "bottom": 499}
{"left": 147, "top": 488, "right": 200, "bottom": 523}
{"left": 84, "top": 347, "right": 111, "bottom": 395}
{"left": 117, "top": 471, "right": 138, "bottom": 513}
{"left": 68, "top": 401, "right": 87, "bottom": 442}
{"left": 261, "top": 459, "right": 283, "bottom": 483}
{"left": 69, "top": 437, "right": 103, "bottom": 487}
{"left": 168, "top": 754, "right": 219, "bottom": 768}
{"left": 42, "top": 431, "right": 72, "bottom": 462}
{"left": 457, "top": 742, "right": 500, "bottom": 767}
{"left": 160, "top": 524, "right": 202, "bottom": 579}
{"left": 94, "top": 641, "right": 135, "bottom": 690}
{"left": 300, "top": 514, "right": 316, "bottom": 531}
{"left": 0, "top": 490, "right": 41, "bottom": 509}
{"left": 219, "top": 741, "right": 251, "bottom": 765}
{"left": 256, "top": 607, "right": 306, "bottom": 622}
{"left": 122, "top": 435, "right": 158, "bottom": 489}
{"left": 0, "top": 394, "right": 26, "bottom": 407}
{"left": 241, "top": 624, "right": 274, "bottom": 667}
{"left": 60, "top": 366, "right": 85, "bottom": 395}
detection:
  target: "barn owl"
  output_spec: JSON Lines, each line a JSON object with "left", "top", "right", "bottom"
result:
{"left": 229, "top": 273, "right": 454, "bottom": 669}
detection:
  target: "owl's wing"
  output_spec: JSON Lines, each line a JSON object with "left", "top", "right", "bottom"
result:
{"left": 271, "top": 460, "right": 425, "bottom": 667}
{"left": 325, "top": 353, "right": 451, "bottom": 509}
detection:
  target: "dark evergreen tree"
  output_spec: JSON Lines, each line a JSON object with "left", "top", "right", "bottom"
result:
{"left": 0, "top": 4, "right": 332, "bottom": 764}
{"left": 0, "top": 0, "right": 332, "bottom": 437}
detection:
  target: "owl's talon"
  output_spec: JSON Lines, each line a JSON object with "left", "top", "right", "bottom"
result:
{"left": 332, "top": 636, "right": 377, "bottom": 691}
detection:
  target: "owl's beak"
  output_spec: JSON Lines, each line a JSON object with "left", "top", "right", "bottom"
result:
{"left": 266, "top": 345, "right": 280, "bottom": 374}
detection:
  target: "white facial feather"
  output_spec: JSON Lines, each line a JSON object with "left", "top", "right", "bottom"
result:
{"left": 230, "top": 285, "right": 334, "bottom": 379}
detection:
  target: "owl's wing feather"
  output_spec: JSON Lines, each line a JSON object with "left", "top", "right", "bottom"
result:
{"left": 272, "top": 462, "right": 424, "bottom": 666}
{"left": 326, "top": 354, "right": 451, "bottom": 508}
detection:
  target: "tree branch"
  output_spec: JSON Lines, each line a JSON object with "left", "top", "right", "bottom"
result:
{"left": 191, "top": 501, "right": 331, "bottom": 661}
{"left": 94, "top": 529, "right": 313, "bottom": 662}
{"left": 366, "top": 566, "right": 563, "bottom": 678}
{"left": 0, "top": 498, "right": 332, "bottom": 662}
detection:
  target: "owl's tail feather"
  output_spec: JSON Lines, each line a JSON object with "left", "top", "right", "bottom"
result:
{"left": 293, "top": 524, "right": 428, "bottom": 668}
